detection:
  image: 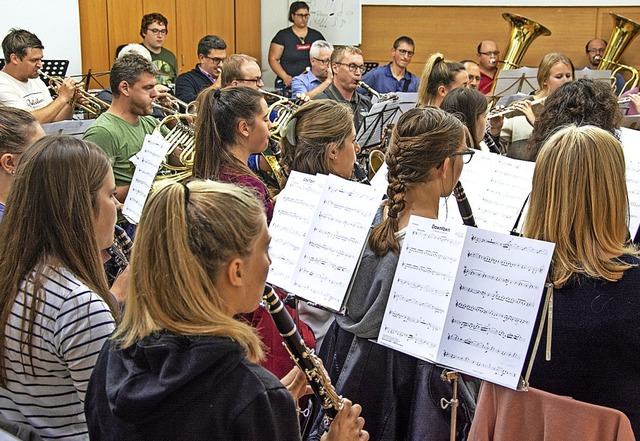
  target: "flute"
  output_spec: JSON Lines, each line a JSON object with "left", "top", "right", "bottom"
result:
{"left": 262, "top": 285, "right": 343, "bottom": 421}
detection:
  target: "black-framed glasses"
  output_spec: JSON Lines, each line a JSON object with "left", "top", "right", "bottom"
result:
{"left": 479, "top": 51, "right": 500, "bottom": 57}
{"left": 451, "top": 147, "right": 475, "bottom": 164}
{"left": 237, "top": 77, "right": 264, "bottom": 86}
{"left": 313, "top": 57, "right": 331, "bottom": 66}
{"left": 294, "top": 13, "right": 311, "bottom": 18}
{"left": 396, "top": 49, "right": 415, "bottom": 57}
{"left": 147, "top": 28, "right": 167, "bottom": 36}
{"left": 587, "top": 48, "right": 606, "bottom": 55}
{"left": 205, "top": 56, "right": 227, "bottom": 64}
{"left": 334, "top": 62, "right": 366, "bottom": 73}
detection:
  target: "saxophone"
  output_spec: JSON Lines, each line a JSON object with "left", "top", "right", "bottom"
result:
{"left": 262, "top": 285, "right": 343, "bottom": 421}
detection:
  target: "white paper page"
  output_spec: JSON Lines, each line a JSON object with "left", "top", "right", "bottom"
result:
{"left": 378, "top": 217, "right": 467, "bottom": 361}
{"left": 122, "top": 133, "right": 171, "bottom": 225}
{"left": 439, "top": 229, "right": 554, "bottom": 389}
{"left": 441, "top": 151, "right": 533, "bottom": 233}
{"left": 267, "top": 172, "right": 325, "bottom": 290}
{"left": 292, "top": 175, "right": 380, "bottom": 311}
{"left": 620, "top": 128, "right": 640, "bottom": 237}
{"left": 370, "top": 161, "right": 388, "bottom": 198}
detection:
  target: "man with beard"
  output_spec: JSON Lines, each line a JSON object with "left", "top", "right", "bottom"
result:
{"left": 360, "top": 36, "right": 419, "bottom": 94}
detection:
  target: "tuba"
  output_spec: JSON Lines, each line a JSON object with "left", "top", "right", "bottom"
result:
{"left": 597, "top": 13, "right": 640, "bottom": 94}
{"left": 490, "top": 13, "right": 552, "bottom": 96}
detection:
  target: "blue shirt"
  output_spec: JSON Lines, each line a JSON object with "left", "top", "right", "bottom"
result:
{"left": 361, "top": 63, "right": 419, "bottom": 94}
{"left": 291, "top": 70, "right": 323, "bottom": 96}
{"left": 0, "top": 202, "right": 4, "bottom": 221}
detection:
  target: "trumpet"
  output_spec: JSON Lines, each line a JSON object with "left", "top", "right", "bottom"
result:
{"left": 38, "top": 70, "right": 110, "bottom": 117}
{"left": 487, "top": 96, "right": 547, "bottom": 120}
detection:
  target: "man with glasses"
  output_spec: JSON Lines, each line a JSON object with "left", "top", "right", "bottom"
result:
{"left": 316, "top": 46, "right": 372, "bottom": 132}
{"left": 584, "top": 38, "right": 625, "bottom": 93}
{"left": 175, "top": 35, "right": 227, "bottom": 103}
{"left": 360, "top": 36, "right": 419, "bottom": 94}
{"left": 220, "top": 54, "right": 264, "bottom": 89}
{"left": 291, "top": 40, "right": 334, "bottom": 99}
{"left": 476, "top": 40, "right": 500, "bottom": 95}
{"left": 140, "top": 13, "right": 177, "bottom": 86}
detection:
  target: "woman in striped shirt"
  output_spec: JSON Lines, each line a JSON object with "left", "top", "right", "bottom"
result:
{"left": 0, "top": 135, "right": 120, "bottom": 440}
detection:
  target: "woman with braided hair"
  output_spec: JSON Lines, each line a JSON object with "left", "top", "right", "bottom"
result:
{"left": 312, "top": 106, "right": 476, "bottom": 441}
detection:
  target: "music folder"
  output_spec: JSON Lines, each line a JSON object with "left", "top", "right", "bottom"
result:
{"left": 377, "top": 215, "right": 554, "bottom": 390}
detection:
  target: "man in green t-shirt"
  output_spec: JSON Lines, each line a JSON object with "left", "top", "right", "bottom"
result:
{"left": 83, "top": 54, "right": 161, "bottom": 234}
{"left": 140, "top": 13, "right": 178, "bottom": 86}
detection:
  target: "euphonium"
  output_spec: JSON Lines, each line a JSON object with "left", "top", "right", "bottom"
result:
{"left": 489, "top": 13, "right": 552, "bottom": 96}
{"left": 38, "top": 69, "right": 110, "bottom": 117}
{"left": 597, "top": 13, "right": 640, "bottom": 94}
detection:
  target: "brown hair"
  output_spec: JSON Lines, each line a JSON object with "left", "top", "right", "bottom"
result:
{"left": 370, "top": 107, "right": 465, "bottom": 256}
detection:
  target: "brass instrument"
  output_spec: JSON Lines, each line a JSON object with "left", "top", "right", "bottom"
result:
{"left": 153, "top": 114, "right": 196, "bottom": 183}
{"left": 358, "top": 80, "right": 398, "bottom": 102}
{"left": 38, "top": 69, "right": 110, "bottom": 117}
{"left": 260, "top": 88, "right": 300, "bottom": 141}
{"left": 368, "top": 149, "right": 385, "bottom": 179}
{"left": 597, "top": 13, "right": 640, "bottom": 94}
{"left": 490, "top": 13, "right": 552, "bottom": 96}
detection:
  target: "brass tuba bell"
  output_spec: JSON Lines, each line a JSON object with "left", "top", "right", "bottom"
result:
{"left": 597, "top": 13, "right": 640, "bottom": 94}
{"left": 490, "top": 13, "right": 552, "bottom": 96}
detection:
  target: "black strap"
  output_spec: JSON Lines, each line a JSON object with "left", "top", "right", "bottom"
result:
{"left": 402, "top": 77, "right": 411, "bottom": 93}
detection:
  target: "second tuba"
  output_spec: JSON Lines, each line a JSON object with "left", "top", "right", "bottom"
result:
{"left": 490, "top": 13, "right": 552, "bottom": 96}
{"left": 597, "top": 13, "right": 640, "bottom": 94}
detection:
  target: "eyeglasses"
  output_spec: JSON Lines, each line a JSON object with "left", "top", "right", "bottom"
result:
{"left": 334, "top": 62, "right": 366, "bottom": 73}
{"left": 294, "top": 13, "right": 310, "bottom": 18}
{"left": 450, "top": 147, "right": 476, "bottom": 164}
{"left": 587, "top": 48, "right": 606, "bottom": 55}
{"left": 147, "top": 28, "right": 168, "bottom": 36}
{"left": 237, "top": 77, "right": 264, "bottom": 86}
{"left": 313, "top": 57, "right": 331, "bottom": 66}
{"left": 396, "top": 49, "right": 415, "bottom": 57}
{"left": 479, "top": 51, "right": 500, "bottom": 57}
{"left": 205, "top": 56, "right": 227, "bottom": 64}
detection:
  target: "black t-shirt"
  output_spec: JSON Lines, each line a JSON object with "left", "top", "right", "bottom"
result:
{"left": 271, "top": 27, "right": 325, "bottom": 78}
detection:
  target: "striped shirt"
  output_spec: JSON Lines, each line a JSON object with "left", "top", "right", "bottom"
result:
{"left": 0, "top": 266, "right": 115, "bottom": 440}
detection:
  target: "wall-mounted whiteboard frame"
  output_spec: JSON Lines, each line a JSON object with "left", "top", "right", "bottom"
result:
{"left": 0, "top": 0, "right": 82, "bottom": 77}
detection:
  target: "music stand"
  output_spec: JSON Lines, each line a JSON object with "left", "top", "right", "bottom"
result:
{"left": 363, "top": 61, "right": 379, "bottom": 74}
{"left": 574, "top": 67, "right": 613, "bottom": 85}
{"left": 356, "top": 100, "right": 400, "bottom": 150}
{"left": 490, "top": 67, "right": 539, "bottom": 100}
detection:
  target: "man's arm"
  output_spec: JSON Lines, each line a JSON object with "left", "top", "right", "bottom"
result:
{"left": 31, "top": 96, "right": 74, "bottom": 123}
{"left": 299, "top": 70, "right": 333, "bottom": 99}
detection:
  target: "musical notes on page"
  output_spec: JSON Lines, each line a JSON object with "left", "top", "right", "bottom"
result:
{"left": 620, "top": 127, "right": 640, "bottom": 238}
{"left": 378, "top": 215, "right": 554, "bottom": 389}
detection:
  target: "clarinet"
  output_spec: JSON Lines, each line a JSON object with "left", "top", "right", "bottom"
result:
{"left": 262, "top": 285, "right": 343, "bottom": 421}
{"left": 453, "top": 181, "right": 477, "bottom": 227}
{"left": 353, "top": 162, "right": 371, "bottom": 185}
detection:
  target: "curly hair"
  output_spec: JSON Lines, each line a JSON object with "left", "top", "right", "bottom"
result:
{"left": 527, "top": 79, "right": 621, "bottom": 161}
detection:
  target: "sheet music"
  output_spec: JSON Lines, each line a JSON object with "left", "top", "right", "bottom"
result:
{"left": 42, "top": 118, "right": 96, "bottom": 138}
{"left": 122, "top": 133, "right": 171, "bottom": 224}
{"left": 439, "top": 151, "right": 534, "bottom": 233}
{"left": 370, "top": 161, "right": 389, "bottom": 197}
{"left": 267, "top": 172, "right": 325, "bottom": 289}
{"left": 291, "top": 175, "right": 380, "bottom": 311}
{"left": 378, "top": 216, "right": 554, "bottom": 389}
{"left": 492, "top": 67, "right": 539, "bottom": 97}
{"left": 356, "top": 100, "right": 400, "bottom": 149}
{"left": 620, "top": 128, "right": 640, "bottom": 237}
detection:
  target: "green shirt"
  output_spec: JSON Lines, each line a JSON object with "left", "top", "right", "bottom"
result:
{"left": 151, "top": 48, "right": 178, "bottom": 86}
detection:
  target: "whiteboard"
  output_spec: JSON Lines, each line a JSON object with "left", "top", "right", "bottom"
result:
{"left": 306, "top": 0, "right": 361, "bottom": 46}
{"left": 363, "top": 0, "right": 637, "bottom": 4}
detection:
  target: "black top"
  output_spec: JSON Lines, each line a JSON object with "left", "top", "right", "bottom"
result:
{"left": 85, "top": 332, "right": 301, "bottom": 441}
{"left": 529, "top": 254, "right": 640, "bottom": 438}
{"left": 316, "top": 83, "right": 372, "bottom": 133}
{"left": 271, "top": 27, "right": 325, "bottom": 78}
{"left": 174, "top": 65, "right": 214, "bottom": 103}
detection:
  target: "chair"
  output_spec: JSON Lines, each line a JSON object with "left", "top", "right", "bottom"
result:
{"left": 468, "top": 381, "right": 636, "bottom": 441}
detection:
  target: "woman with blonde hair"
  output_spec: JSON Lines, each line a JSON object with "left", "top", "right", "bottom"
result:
{"left": 85, "top": 180, "right": 369, "bottom": 441}
{"left": 313, "top": 107, "right": 476, "bottom": 440}
{"left": 0, "top": 107, "right": 44, "bottom": 220}
{"left": 416, "top": 53, "right": 468, "bottom": 107}
{"left": 0, "top": 135, "right": 119, "bottom": 440}
{"left": 525, "top": 125, "right": 640, "bottom": 437}
{"left": 493, "top": 52, "right": 574, "bottom": 160}
{"left": 281, "top": 100, "right": 360, "bottom": 183}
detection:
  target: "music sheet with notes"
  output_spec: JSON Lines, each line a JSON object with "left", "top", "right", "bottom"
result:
{"left": 378, "top": 216, "right": 554, "bottom": 389}
{"left": 267, "top": 172, "right": 381, "bottom": 311}
{"left": 439, "top": 151, "right": 535, "bottom": 233}
{"left": 620, "top": 127, "right": 640, "bottom": 237}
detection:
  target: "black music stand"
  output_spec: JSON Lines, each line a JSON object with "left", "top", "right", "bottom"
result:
{"left": 363, "top": 61, "right": 379, "bottom": 74}
{"left": 39, "top": 60, "right": 69, "bottom": 85}
{"left": 356, "top": 100, "right": 400, "bottom": 150}
{"left": 491, "top": 67, "right": 538, "bottom": 100}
